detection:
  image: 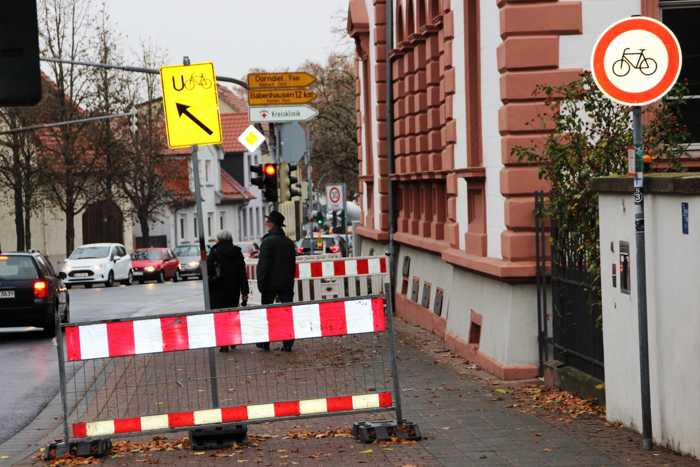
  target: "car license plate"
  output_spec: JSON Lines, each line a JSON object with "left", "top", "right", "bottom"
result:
{"left": 0, "top": 290, "right": 15, "bottom": 299}
{"left": 74, "top": 273, "right": 89, "bottom": 278}
{"left": 133, "top": 271, "right": 143, "bottom": 276}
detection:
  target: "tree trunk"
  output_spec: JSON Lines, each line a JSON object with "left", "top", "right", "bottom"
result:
{"left": 24, "top": 200, "right": 32, "bottom": 250}
{"left": 138, "top": 212, "right": 150, "bottom": 248}
{"left": 14, "top": 182, "right": 25, "bottom": 251}
{"left": 66, "top": 210, "right": 75, "bottom": 256}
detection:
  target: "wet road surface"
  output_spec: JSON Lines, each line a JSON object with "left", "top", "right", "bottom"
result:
{"left": 0, "top": 279, "right": 205, "bottom": 445}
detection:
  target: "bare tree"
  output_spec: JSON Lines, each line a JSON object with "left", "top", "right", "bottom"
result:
{"left": 118, "top": 43, "right": 186, "bottom": 246}
{"left": 88, "top": 2, "right": 132, "bottom": 202}
{"left": 0, "top": 99, "right": 47, "bottom": 250}
{"left": 301, "top": 53, "right": 358, "bottom": 191}
{"left": 38, "top": 0, "right": 102, "bottom": 254}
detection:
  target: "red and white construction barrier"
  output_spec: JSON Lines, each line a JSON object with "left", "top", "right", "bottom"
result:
{"left": 72, "top": 392, "right": 393, "bottom": 438}
{"left": 65, "top": 298, "right": 385, "bottom": 361}
{"left": 295, "top": 257, "right": 387, "bottom": 280}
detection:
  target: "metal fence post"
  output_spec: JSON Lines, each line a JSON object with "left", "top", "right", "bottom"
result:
{"left": 384, "top": 282, "right": 403, "bottom": 424}
{"left": 55, "top": 314, "right": 71, "bottom": 444}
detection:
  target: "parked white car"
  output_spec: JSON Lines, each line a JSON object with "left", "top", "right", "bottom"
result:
{"left": 62, "top": 243, "right": 132, "bottom": 288}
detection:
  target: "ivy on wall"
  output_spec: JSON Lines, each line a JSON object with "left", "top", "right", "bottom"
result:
{"left": 514, "top": 71, "right": 690, "bottom": 304}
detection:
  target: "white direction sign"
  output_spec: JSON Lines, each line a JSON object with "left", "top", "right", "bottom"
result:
{"left": 249, "top": 105, "right": 319, "bottom": 123}
{"left": 591, "top": 17, "right": 682, "bottom": 106}
{"left": 238, "top": 125, "right": 266, "bottom": 152}
{"left": 326, "top": 184, "right": 345, "bottom": 211}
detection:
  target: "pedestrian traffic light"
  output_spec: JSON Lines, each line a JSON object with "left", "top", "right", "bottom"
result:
{"left": 0, "top": 2, "right": 41, "bottom": 106}
{"left": 263, "top": 163, "right": 278, "bottom": 203}
{"left": 316, "top": 211, "right": 325, "bottom": 226}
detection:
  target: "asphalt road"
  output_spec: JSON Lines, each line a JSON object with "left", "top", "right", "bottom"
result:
{"left": 0, "top": 279, "right": 205, "bottom": 446}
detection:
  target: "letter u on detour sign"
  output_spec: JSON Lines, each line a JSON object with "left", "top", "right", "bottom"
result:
{"left": 160, "top": 62, "right": 223, "bottom": 148}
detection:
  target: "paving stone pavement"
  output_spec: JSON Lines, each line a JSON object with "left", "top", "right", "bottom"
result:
{"left": 8, "top": 319, "right": 700, "bottom": 466}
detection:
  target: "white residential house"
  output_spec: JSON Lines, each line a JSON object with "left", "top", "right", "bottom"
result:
{"left": 132, "top": 112, "right": 269, "bottom": 249}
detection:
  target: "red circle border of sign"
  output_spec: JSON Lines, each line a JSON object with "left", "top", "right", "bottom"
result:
{"left": 592, "top": 17, "right": 682, "bottom": 106}
{"left": 329, "top": 187, "right": 341, "bottom": 203}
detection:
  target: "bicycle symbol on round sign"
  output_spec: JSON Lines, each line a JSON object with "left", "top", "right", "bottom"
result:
{"left": 591, "top": 17, "right": 682, "bottom": 106}
{"left": 612, "top": 48, "right": 658, "bottom": 77}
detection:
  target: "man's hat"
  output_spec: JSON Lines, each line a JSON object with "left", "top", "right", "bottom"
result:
{"left": 266, "top": 210, "right": 285, "bottom": 227}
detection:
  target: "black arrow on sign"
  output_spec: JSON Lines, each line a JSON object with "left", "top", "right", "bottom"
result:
{"left": 176, "top": 103, "right": 213, "bottom": 135}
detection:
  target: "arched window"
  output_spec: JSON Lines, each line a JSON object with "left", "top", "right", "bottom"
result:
{"left": 417, "top": 0, "right": 426, "bottom": 28}
{"left": 429, "top": 0, "right": 439, "bottom": 20}
{"left": 406, "top": 0, "right": 415, "bottom": 37}
{"left": 396, "top": 5, "right": 405, "bottom": 42}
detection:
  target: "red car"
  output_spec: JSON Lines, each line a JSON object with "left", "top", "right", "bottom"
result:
{"left": 131, "top": 248, "right": 180, "bottom": 284}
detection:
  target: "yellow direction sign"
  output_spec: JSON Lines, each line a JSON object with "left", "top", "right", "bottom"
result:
{"left": 247, "top": 72, "right": 316, "bottom": 90}
{"left": 248, "top": 88, "right": 317, "bottom": 106}
{"left": 160, "top": 62, "right": 222, "bottom": 148}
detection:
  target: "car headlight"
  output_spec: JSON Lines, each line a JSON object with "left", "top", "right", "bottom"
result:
{"left": 93, "top": 264, "right": 103, "bottom": 271}
{"left": 145, "top": 266, "right": 156, "bottom": 273}
{"left": 188, "top": 261, "right": 200, "bottom": 268}
{"left": 63, "top": 264, "right": 72, "bottom": 273}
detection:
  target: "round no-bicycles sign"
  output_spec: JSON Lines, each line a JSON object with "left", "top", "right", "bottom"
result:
{"left": 591, "top": 16, "right": 682, "bottom": 106}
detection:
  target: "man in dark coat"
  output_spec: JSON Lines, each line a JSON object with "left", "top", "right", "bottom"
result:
{"left": 208, "top": 230, "right": 249, "bottom": 351}
{"left": 256, "top": 211, "right": 296, "bottom": 351}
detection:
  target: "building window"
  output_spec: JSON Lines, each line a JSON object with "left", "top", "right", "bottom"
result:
{"left": 179, "top": 217, "right": 185, "bottom": 240}
{"left": 204, "top": 160, "right": 211, "bottom": 184}
{"left": 207, "top": 212, "right": 213, "bottom": 237}
{"left": 255, "top": 207, "right": 261, "bottom": 236}
{"left": 661, "top": 1, "right": 700, "bottom": 143}
{"left": 193, "top": 217, "right": 198, "bottom": 238}
{"left": 219, "top": 211, "right": 225, "bottom": 231}
{"left": 241, "top": 209, "right": 247, "bottom": 239}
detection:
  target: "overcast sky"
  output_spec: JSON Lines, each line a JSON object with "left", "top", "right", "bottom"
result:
{"left": 108, "top": 0, "right": 352, "bottom": 80}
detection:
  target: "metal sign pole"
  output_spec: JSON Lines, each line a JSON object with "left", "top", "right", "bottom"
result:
{"left": 632, "top": 106, "right": 652, "bottom": 450}
{"left": 306, "top": 129, "right": 314, "bottom": 241}
{"left": 342, "top": 183, "right": 349, "bottom": 250}
{"left": 273, "top": 124, "right": 280, "bottom": 211}
{"left": 183, "top": 56, "right": 219, "bottom": 408}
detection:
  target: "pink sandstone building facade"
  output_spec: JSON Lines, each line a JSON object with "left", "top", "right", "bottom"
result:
{"left": 347, "top": 0, "right": 696, "bottom": 379}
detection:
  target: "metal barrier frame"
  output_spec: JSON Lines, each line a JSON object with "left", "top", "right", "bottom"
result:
{"left": 50, "top": 285, "right": 407, "bottom": 454}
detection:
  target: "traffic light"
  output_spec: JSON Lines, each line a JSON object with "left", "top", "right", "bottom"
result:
{"left": 316, "top": 211, "right": 325, "bottom": 226}
{"left": 263, "top": 163, "right": 278, "bottom": 203}
{"left": 279, "top": 163, "right": 303, "bottom": 203}
{"left": 0, "top": 2, "right": 41, "bottom": 106}
{"left": 250, "top": 164, "right": 265, "bottom": 190}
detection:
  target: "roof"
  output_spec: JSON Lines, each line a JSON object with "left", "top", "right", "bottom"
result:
{"left": 220, "top": 169, "right": 254, "bottom": 202}
{"left": 162, "top": 158, "right": 195, "bottom": 205}
{"left": 220, "top": 112, "right": 251, "bottom": 153}
{"left": 217, "top": 85, "right": 247, "bottom": 112}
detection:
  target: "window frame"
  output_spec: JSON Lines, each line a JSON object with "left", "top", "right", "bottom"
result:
{"left": 660, "top": 0, "right": 700, "bottom": 147}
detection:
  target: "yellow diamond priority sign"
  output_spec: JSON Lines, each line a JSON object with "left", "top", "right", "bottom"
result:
{"left": 160, "top": 62, "right": 222, "bottom": 148}
{"left": 238, "top": 125, "right": 266, "bottom": 153}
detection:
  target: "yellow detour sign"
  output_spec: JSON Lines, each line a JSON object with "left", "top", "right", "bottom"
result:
{"left": 160, "top": 62, "right": 222, "bottom": 148}
{"left": 247, "top": 72, "right": 316, "bottom": 89}
{"left": 248, "top": 88, "right": 317, "bottom": 106}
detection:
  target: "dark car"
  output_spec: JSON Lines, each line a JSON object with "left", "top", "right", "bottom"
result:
{"left": 0, "top": 252, "right": 70, "bottom": 337}
{"left": 131, "top": 248, "right": 180, "bottom": 284}
{"left": 295, "top": 235, "right": 348, "bottom": 257}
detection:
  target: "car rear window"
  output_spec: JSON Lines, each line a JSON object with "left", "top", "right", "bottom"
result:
{"left": 0, "top": 256, "right": 38, "bottom": 280}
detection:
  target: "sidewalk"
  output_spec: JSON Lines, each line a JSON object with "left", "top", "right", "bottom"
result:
{"left": 16, "top": 319, "right": 700, "bottom": 467}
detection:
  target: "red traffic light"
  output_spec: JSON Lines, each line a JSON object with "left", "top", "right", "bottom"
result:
{"left": 263, "top": 164, "right": 277, "bottom": 176}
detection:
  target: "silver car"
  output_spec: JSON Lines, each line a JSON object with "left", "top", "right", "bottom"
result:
{"left": 173, "top": 244, "right": 202, "bottom": 280}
